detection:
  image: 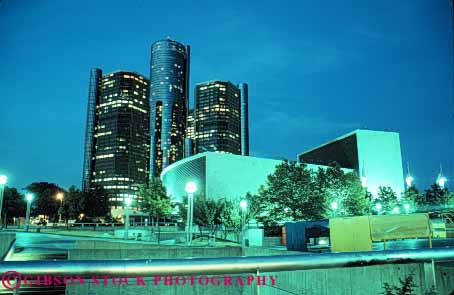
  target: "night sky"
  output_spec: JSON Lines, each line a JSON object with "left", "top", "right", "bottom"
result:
{"left": 0, "top": 0, "right": 452, "bottom": 192}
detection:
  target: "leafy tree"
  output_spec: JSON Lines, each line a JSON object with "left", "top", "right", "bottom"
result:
{"left": 250, "top": 161, "right": 325, "bottom": 226}
{"left": 219, "top": 198, "right": 242, "bottom": 240}
{"left": 138, "top": 178, "right": 172, "bottom": 224}
{"left": 1, "top": 187, "right": 26, "bottom": 226}
{"left": 62, "top": 186, "right": 85, "bottom": 221}
{"left": 318, "top": 165, "right": 370, "bottom": 217}
{"left": 377, "top": 186, "right": 399, "bottom": 213}
{"left": 26, "top": 182, "right": 62, "bottom": 221}
{"left": 401, "top": 186, "right": 424, "bottom": 212}
{"left": 424, "top": 184, "right": 450, "bottom": 212}
{"left": 83, "top": 185, "right": 110, "bottom": 218}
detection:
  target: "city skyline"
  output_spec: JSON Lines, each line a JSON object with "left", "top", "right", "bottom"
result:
{"left": 0, "top": 0, "right": 453, "bottom": 191}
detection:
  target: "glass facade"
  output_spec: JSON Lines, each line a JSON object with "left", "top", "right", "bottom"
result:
{"left": 194, "top": 80, "right": 242, "bottom": 154}
{"left": 149, "top": 38, "right": 190, "bottom": 176}
{"left": 82, "top": 68, "right": 102, "bottom": 192}
{"left": 82, "top": 70, "right": 150, "bottom": 209}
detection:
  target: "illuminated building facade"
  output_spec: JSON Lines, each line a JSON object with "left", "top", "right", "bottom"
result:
{"left": 298, "top": 129, "right": 405, "bottom": 197}
{"left": 149, "top": 38, "right": 190, "bottom": 176}
{"left": 194, "top": 80, "right": 249, "bottom": 155}
{"left": 82, "top": 69, "right": 150, "bottom": 212}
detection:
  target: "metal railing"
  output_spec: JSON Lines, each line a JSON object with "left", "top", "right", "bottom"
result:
{"left": 0, "top": 248, "right": 453, "bottom": 276}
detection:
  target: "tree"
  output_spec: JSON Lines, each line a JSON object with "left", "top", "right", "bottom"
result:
{"left": 26, "top": 182, "right": 62, "bottom": 221}
{"left": 83, "top": 185, "right": 109, "bottom": 218}
{"left": 376, "top": 186, "right": 399, "bottom": 213}
{"left": 401, "top": 186, "right": 424, "bottom": 212}
{"left": 178, "top": 194, "right": 228, "bottom": 241}
{"left": 249, "top": 161, "right": 325, "bottom": 226}
{"left": 424, "top": 184, "right": 450, "bottom": 212}
{"left": 1, "top": 187, "right": 26, "bottom": 226}
{"left": 318, "top": 165, "right": 370, "bottom": 217}
{"left": 138, "top": 178, "right": 172, "bottom": 223}
{"left": 219, "top": 198, "right": 242, "bottom": 240}
{"left": 62, "top": 186, "right": 85, "bottom": 221}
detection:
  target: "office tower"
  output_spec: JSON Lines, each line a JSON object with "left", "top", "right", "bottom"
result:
{"left": 239, "top": 83, "right": 249, "bottom": 156}
{"left": 194, "top": 80, "right": 249, "bottom": 155}
{"left": 184, "top": 109, "right": 195, "bottom": 158}
{"left": 149, "top": 38, "right": 190, "bottom": 176}
{"left": 186, "top": 109, "right": 195, "bottom": 139}
{"left": 82, "top": 69, "right": 150, "bottom": 211}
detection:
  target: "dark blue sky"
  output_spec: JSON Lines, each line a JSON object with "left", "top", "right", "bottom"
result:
{"left": 0, "top": 0, "right": 452, "bottom": 191}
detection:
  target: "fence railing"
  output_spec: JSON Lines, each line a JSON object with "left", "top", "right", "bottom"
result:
{"left": 0, "top": 248, "right": 453, "bottom": 277}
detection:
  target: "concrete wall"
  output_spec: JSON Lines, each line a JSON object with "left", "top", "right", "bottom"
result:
{"left": 66, "top": 241, "right": 454, "bottom": 295}
{"left": 0, "top": 233, "right": 15, "bottom": 260}
{"left": 356, "top": 130, "right": 405, "bottom": 197}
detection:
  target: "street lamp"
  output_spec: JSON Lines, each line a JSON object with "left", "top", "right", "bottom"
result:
{"left": 240, "top": 199, "right": 248, "bottom": 247}
{"left": 392, "top": 207, "right": 400, "bottom": 214}
{"left": 0, "top": 175, "right": 7, "bottom": 228}
{"left": 124, "top": 197, "right": 132, "bottom": 240}
{"left": 405, "top": 176, "right": 414, "bottom": 188}
{"left": 185, "top": 181, "right": 197, "bottom": 246}
{"left": 404, "top": 203, "right": 411, "bottom": 214}
{"left": 56, "top": 192, "right": 64, "bottom": 225}
{"left": 331, "top": 201, "right": 338, "bottom": 217}
{"left": 25, "top": 193, "right": 34, "bottom": 232}
{"left": 375, "top": 203, "right": 382, "bottom": 214}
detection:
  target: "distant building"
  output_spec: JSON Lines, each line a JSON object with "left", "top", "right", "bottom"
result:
{"left": 193, "top": 80, "right": 249, "bottom": 155}
{"left": 298, "top": 129, "right": 405, "bottom": 197}
{"left": 149, "top": 38, "right": 190, "bottom": 176}
{"left": 186, "top": 109, "right": 195, "bottom": 140}
{"left": 82, "top": 69, "right": 150, "bottom": 215}
{"left": 160, "top": 152, "right": 348, "bottom": 203}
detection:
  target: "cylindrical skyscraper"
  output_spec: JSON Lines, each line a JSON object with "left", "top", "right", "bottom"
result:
{"left": 149, "top": 38, "right": 190, "bottom": 176}
{"left": 239, "top": 83, "right": 249, "bottom": 156}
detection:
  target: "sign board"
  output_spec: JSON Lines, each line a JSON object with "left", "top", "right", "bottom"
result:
{"left": 369, "top": 213, "right": 430, "bottom": 242}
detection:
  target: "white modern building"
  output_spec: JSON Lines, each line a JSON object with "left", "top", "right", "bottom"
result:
{"left": 160, "top": 152, "right": 335, "bottom": 203}
{"left": 298, "top": 129, "right": 405, "bottom": 197}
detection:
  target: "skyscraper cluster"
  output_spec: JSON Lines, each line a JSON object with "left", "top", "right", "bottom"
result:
{"left": 82, "top": 38, "right": 249, "bottom": 213}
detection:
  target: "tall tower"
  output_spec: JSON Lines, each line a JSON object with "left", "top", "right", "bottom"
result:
{"left": 194, "top": 80, "right": 247, "bottom": 155}
{"left": 82, "top": 68, "right": 102, "bottom": 192}
{"left": 149, "top": 38, "right": 190, "bottom": 176}
{"left": 239, "top": 83, "right": 249, "bottom": 156}
{"left": 82, "top": 69, "right": 150, "bottom": 213}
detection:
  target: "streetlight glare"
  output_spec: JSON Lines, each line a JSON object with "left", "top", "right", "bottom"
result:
{"left": 375, "top": 203, "right": 382, "bottom": 211}
{"left": 240, "top": 199, "right": 248, "bottom": 209}
{"left": 392, "top": 207, "right": 400, "bottom": 214}
{"left": 56, "top": 192, "right": 64, "bottom": 200}
{"left": 405, "top": 176, "right": 413, "bottom": 187}
{"left": 331, "top": 201, "right": 338, "bottom": 210}
{"left": 125, "top": 197, "right": 132, "bottom": 206}
{"left": 0, "top": 175, "right": 7, "bottom": 185}
{"left": 26, "top": 193, "right": 34, "bottom": 201}
{"left": 185, "top": 181, "right": 197, "bottom": 194}
{"left": 361, "top": 176, "right": 367, "bottom": 188}
{"left": 438, "top": 177, "right": 447, "bottom": 188}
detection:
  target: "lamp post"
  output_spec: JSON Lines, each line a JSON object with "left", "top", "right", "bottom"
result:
{"left": 25, "top": 193, "right": 34, "bottom": 232}
{"left": 375, "top": 203, "right": 382, "bottom": 215}
{"left": 0, "top": 175, "right": 7, "bottom": 228}
{"left": 56, "top": 192, "right": 64, "bottom": 225}
{"left": 185, "top": 181, "right": 197, "bottom": 246}
{"left": 240, "top": 199, "right": 248, "bottom": 247}
{"left": 404, "top": 203, "right": 411, "bottom": 214}
{"left": 124, "top": 197, "right": 132, "bottom": 240}
{"left": 331, "top": 201, "right": 338, "bottom": 217}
